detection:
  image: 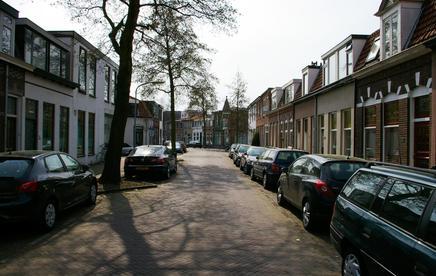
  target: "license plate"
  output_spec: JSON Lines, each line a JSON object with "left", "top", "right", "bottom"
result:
{"left": 136, "top": 167, "right": 149, "bottom": 171}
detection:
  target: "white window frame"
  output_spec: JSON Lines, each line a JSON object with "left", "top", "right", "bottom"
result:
{"left": 382, "top": 11, "right": 399, "bottom": 59}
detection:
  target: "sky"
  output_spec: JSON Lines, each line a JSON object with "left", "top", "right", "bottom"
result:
{"left": 6, "top": 0, "right": 381, "bottom": 110}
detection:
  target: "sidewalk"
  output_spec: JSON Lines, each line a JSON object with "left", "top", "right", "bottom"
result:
{"left": 90, "top": 160, "right": 157, "bottom": 195}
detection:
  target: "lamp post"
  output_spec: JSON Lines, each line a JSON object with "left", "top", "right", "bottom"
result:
{"left": 133, "top": 81, "right": 164, "bottom": 147}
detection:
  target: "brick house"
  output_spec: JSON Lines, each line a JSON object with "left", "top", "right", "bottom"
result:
{"left": 353, "top": 0, "right": 435, "bottom": 168}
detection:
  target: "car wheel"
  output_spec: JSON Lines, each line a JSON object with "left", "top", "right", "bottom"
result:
{"left": 243, "top": 164, "right": 248, "bottom": 174}
{"left": 239, "top": 162, "right": 244, "bottom": 171}
{"left": 302, "top": 198, "right": 316, "bottom": 231}
{"left": 164, "top": 166, "right": 171, "bottom": 179}
{"left": 87, "top": 182, "right": 98, "bottom": 205}
{"left": 40, "top": 200, "right": 57, "bottom": 231}
{"left": 277, "top": 183, "right": 285, "bottom": 206}
{"left": 342, "top": 249, "right": 365, "bottom": 276}
{"left": 250, "top": 168, "right": 256, "bottom": 180}
{"left": 263, "top": 174, "right": 270, "bottom": 190}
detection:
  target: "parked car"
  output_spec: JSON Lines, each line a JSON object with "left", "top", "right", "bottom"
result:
{"left": 187, "top": 140, "right": 202, "bottom": 148}
{"left": 0, "top": 151, "right": 97, "bottom": 231}
{"left": 167, "top": 142, "right": 184, "bottom": 154}
{"left": 124, "top": 145, "right": 177, "bottom": 179}
{"left": 178, "top": 141, "right": 187, "bottom": 153}
{"left": 228, "top": 143, "right": 238, "bottom": 159}
{"left": 251, "top": 149, "right": 308, "bottom": 189}
{"left": 331, "top": 162, "right": 436, "bottom": 276}
{"left": 240, "top": 146, "right": 266, "bottom": 175}
{"left": 233, "top": 144, "right": 250, "bottom": 167}
{"left": 122, "top": 143, "right": 134, "bottom": 156}
{"left": 277, "top": 154, "right": 366, "bottom": 231}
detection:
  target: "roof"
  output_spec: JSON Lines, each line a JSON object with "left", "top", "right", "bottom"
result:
{"left": 354, "top": 30, "right": 380, "bottom": 72}
{"left": 409, "top": 0, "right": 436, "bottom": 47}
{"left": 222, "top": 97, "right": 231, "bottom": 112}
{"left": 306, "top": 154, "right": 367, "bottom": 164}
{"left": 375, "top": 0, "right": 399, "bottom": 16}
{"left": 309, "top": 70, "right": 323, "bottom": 92}
{"left": 0, "top": 150, "right": 57, "bottom": 159}
{"left": 0, "top": 0, "right": 18, "bottom": 18}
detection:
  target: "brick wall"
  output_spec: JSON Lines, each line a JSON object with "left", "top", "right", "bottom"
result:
{"left": 355, "top": 107, "right": 364, "bottom": 158}
{"left": 398, "top": 98, "right": 409, "bottom": 165}
{"left": 375, "top": 104, "right": 382, "bottom": 161}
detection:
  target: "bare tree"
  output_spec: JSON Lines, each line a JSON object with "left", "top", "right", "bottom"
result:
{"left": 188, "top": 72, "right": 218, "bottom": 146}
{"left": 59, "top": 0, "right": 237, "bottom": 185}
{"left": 229, "top": 72, "right": 248, "bottom": 143}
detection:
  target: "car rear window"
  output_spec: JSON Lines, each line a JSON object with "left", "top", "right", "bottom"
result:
{"left": 132, "top": 147, "right": 164, "bottom": 156}
{"left": 238, "top": 145, "right": 250, "bottom": 153}
{"left": 276, "top": 151, "right": 305, "bottom": 164}
{"left": 0, "top": 158, "right": 33, "bottom": 178}
{"left": 325, "top": 162, "right": 365, "bottom": 182}
{"left": 247, "top": 147, "right": 265, "bottom": 156}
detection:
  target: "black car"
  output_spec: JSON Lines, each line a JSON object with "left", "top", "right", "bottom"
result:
{"left": 0, "top": 151, "right": 97, "bottom": 231}
{"left": 187, "top": 140, "right": 202, "bottom": 148}
{"left": 122, "top": 143, "right": 134, "bottom": 156}
{"left": 277, "top": 154, "right": 366, "bottom": 230}
{"left": 331, "top": 163, "right": 436, "bottom": 276}
{"left": 251, "top": 149, "right": 307, "bottom": 189}
{"left": 228, "top": 143, "right": 238, "bottom": 159}
{"left": 233, "top": 144, "right": 250, "bottom": 167}
{"left": 239, "top": 146, "right": 266, "bottom": 175}
{"left": 124, "top": 145, "right": 177, "bottom": 179}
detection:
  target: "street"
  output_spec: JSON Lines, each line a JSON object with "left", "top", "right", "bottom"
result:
{"left": 0, "top": 149, "right": 340, "bottom": 275}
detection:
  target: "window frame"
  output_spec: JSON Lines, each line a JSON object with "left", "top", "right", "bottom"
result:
{"left": 78, "top": 47, "right": 87, "bottom": 93}
{"left": 383, "top": 11, "right": 399, "bottom": 59}
{"left": 44, "top": 154, "right": 66, "bottom": 173}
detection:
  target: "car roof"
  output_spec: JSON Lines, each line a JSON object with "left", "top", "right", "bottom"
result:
{"left": 362, "top": 164, "right": 436, "bottom": 188}
{"left": 265, "top": 148, "right": 308, "bottom": 153}
{"left": 0, "top": 150, "right": 61, "bottom": 159}
{"left": 137, "top": 145, "right": 164, "bottom": 149}
{"left": 303, "top": 154, "right": 367, "bottom": 164}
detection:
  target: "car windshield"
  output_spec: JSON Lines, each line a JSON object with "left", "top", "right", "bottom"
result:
{"left": 247, "top": 147, "right": 265, "bottom": 156}
{"left": 0, "top": 158, "right": 33, "bottom": 178}
{"left": 132, "top": 147, "right": 164, "bottom": 156}
{"left": 238, "top": 145, "right": 250, "bottom": 153}
{"left": 276, "top": 151, "right": 306, "bottom": 164}
{"left": 324, "top": 162, "right": 366, "bottom": 182}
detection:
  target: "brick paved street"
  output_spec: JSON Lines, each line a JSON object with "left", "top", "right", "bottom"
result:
{"left": 0, "top": 149, "right": 340, "bottom": 275}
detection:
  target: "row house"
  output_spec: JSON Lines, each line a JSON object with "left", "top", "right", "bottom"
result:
{"left": 249, "top": 0, "right": 436, "bottom": 169}
{"left": 0, "top": 0, "right": 118, "bottom": 164}
{"left": 213, "top": 97, "right": 248, "bottom": 146}
{"left": 125, "top": 97, "right": 163, "bottom": 146}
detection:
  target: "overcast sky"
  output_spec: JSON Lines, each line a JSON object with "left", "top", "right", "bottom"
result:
{"left": 6, "top": 0, "right": 381, "bottom": 110}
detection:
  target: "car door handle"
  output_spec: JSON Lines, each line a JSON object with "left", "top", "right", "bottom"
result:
{"left": 362, "top": 227, "right": 371, "bottom": 239}
{"left": 414, "top": 263, "right": 427, "bottom": 276}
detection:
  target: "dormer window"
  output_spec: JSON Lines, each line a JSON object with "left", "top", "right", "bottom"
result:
{"left": 383, "top": 12, "right": 399, "bottom": 58}
{"left": 366, "top": 37, "right": 380, "bottom": 62}
{"left": 285, "top": 85, "right": 294, "bottom": 103}
{"left": 303, "top": 73, "right": 308, "bottom": 95}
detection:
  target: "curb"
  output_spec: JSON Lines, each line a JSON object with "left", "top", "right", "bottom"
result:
{"left": 98, "top": 184, "right": 158, "bottom": 195}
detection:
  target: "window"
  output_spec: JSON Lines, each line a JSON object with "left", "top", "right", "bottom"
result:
{"left": 45, "top": 155, "right": 65, "bottom": 173}
{"left": 415, "top": 95, "right": 430, "bottom": 119}
{"left": 291, "top": 158, "right": 307, "bottom": 174}
{"left": 343, "top": 109, "right": 352, "bottom": 156}
{"left": 6, "top": 97, "right": 17, "bottom": 151}
{"left": 306, "top": 160, "right": 320, "bottom": 177}
{"left": 328, "top": 53, "right": 337, "bottom": 84}
{"left": 346, "top": 45, "right": 353, "bottom": 75}
{"left": 318, "top": 115, "right": 325, "bottom": 153}
{"left": 330, "top": 112, "right": 337, "bottom": 154}
{"left": 60, "top": 51, "right": 67, "bottom": 78}
{"left": 77, "top": 110, "right": 85, "bottom": 157}
{"left": 60, "top": 154, "right": 80, "bottom": 172}
{"left": 380, "top": 180, "right": 432, "bottom": 234}
{"left": 104, "top": 113, "right": 113, "bottom": 144}
{"left": 303, "top": 118, "right": 309, "bottom": 151}
{"left": 104, "top": 65, "right": 110, "bottom": 102}
{"left": 384, "top": 101, "right": 399, "bottom": 163}
{"left": 365, "top": 106, "right": 376, "bottom": 160}
{"left": 79, "top": 47, "right": 87, "bottom": 92}
{"left": 111, "top": 70, "right": 116, "bottom": 104}
{"left": 366, "top": 38, "right": 380, "bottom": 62}
{"left": 424, "top": 202, "right": 436, "bottom": 247}
{"left": 323, "top": 61, "right": 329, "bottom": 86}
{"left": 383, "top": 12, "right": 399, "bottom": 58}
{"left": 285, "top": 85, "right": 294, "bottom": 103}
{"left": 303, "top": 73, "right": 308, "bottom": 95}
{"left": 88, "top": 113, "right": 95, "bottom": 155}
{"left": 25, "top": 99, "right": 38, "bottom": 150}
{"left": 338, "top": 47, "right": 347, "bottom": 79}
{"left": 59, "top": 106, "right": 69, "bottom": 153}
{"left": 88, "top": 56, "right": 96, "bottom": 97}
{"left": 1, "top": 26, "right": 11, "bottom": 54}
{"left": 32, "top": 34, "right": 47, "bottom": 70}
{"left": 42, "top": 103, "right": 54, "bottom": 150}
{"left": 49, "top": 44, "right": 61, "bottom": 76}
{"left": 342, "top": 171, "right": 385, "bottom": 209}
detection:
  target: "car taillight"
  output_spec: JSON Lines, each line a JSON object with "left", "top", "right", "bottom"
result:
{"left": 17, "top": 181, "right": 39, "bottom": 193}
{"left": 125, "top": 158, "right": 131, "bottom": 165}
{"left": 154, "top": 158, "right": 165, "bottom": 164}
{"left": 271, "top": 163, "right": 281, "bottom": 173}
{"left": 315, "top": 179, "right": 335, "bottom": 199}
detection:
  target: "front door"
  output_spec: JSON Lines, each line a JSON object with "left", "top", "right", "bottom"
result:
{"left": 414, "top": 121, "right": 430, "bottom": 168}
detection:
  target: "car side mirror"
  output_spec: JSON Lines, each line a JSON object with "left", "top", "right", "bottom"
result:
{"left": 256, "top": 156, "right": 259, "bottom": 160}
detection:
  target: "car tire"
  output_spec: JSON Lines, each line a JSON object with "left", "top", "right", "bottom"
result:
{"left": 243, "top": 164, "right": 248, "bottom": 174}
{"left": 277, "top": 183, "right": 285, "bottom": 206}
{"left": 164, "top": 166, "right": 171, "bottom": 179}
{"left": 342, "top": 248, "right": 366, "bottom": 276}
{"left": 250, "top": 168, "right": 256, "bottom": 180}
{"left": 302, "top": 198, "right": 317, "bottom": 231}
{"left": 239, "top": 162, "right": 244, "bottom": 171}
{"left": 39, "top": 199, "right": 57, "bottom": 232}
{"left": 87, "top": 182, "right": 98, "bottom": 206}
{"left": 263, "top": 173, "right": 270, "bottom": 190}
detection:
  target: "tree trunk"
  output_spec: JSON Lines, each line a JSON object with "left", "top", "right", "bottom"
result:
{"left": 164, "top": 31, "right": 177, "bottom": 155}
{"left": 202, "top": 111, "right": 206, "bottom": 147}
{"left": 99, "top": 1, "right": 140, "bottom": 185}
